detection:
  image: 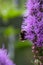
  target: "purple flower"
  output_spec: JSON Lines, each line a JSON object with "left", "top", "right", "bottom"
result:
{"left": 21, "top": 0, "right": 43, "bottom": 47}
{"left": 0, "top": 48, "right": 15, "bottom": 65}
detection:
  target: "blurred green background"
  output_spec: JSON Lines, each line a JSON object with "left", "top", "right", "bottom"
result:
{"left": 0, "top": 0, "right": 34, "bottom": 65}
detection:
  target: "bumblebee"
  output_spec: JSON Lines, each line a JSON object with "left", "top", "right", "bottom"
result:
{"left": 20, "top": 31, "right": 26, "bottom": 41}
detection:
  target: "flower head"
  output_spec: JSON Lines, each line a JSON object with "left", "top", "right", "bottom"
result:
{"left": 21, "top": 0, "right": 43, "bottom": 47}
{"left": 0, "top": 48, "right": 15, "bottom": 65}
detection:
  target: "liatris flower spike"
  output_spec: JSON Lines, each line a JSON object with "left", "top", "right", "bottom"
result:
{"left": 21, "top": 0, "right": 43, "bottom": 65}
{"left": 0, "top": 48, "right": 15, "bottom": 65}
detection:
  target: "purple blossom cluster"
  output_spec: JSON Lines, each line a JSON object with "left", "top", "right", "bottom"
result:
{"left": 0, "top": 48, "right": 15, "bottom": 65}
{"left": 21, "top": 0, "right": 43, "bottom": 47}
